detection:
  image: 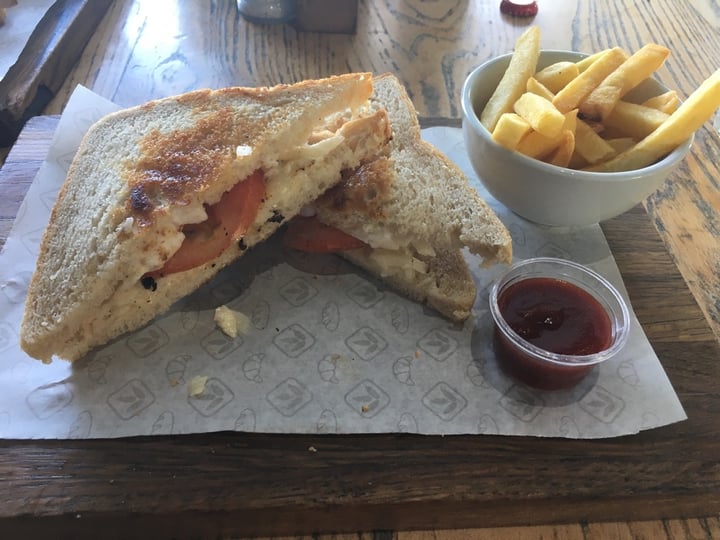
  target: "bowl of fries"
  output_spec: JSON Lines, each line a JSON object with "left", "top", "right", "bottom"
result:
{"left": 460, "top": 34, "right": 716, "bottom": 226}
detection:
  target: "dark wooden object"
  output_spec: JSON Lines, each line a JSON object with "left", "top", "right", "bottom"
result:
{"left": 0, "top": 117, "right": 718, "bottom": 539}
{"left": 294, "top": 0, "right": 358, "bottom": 34}
{"left": 0, "top": 0, "right": 112, "bottom": 147}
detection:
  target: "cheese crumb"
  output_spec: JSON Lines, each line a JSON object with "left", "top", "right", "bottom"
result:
{"left": 189, "top": 376, "right": 208, "bottom": 397}
{"left": 236, "top": 144, "right": 253, "bottom": 157}
{"left": 214, "top": 306, "right": 251, "bottom": 338}
{"left": 115, "top": 216, "right": 134, "bottom": 235}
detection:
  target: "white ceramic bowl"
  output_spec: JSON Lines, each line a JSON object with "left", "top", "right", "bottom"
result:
{"left": 461, "top": 50, "right": 693, "bottom": 227}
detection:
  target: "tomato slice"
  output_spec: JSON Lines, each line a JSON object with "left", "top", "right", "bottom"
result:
{"left": 155, "top": 170, "right": 266, "bottom": 276}
{"left": 283, "top": 216, "right": 368, "bottom": 253}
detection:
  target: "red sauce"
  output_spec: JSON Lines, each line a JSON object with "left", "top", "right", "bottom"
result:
{"left": 494, "top": 277, "right": 613, "bottom": 390}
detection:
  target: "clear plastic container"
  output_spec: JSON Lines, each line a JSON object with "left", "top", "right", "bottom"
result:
{"left": 489, "top": 257, "right": 630, "bottom": 390}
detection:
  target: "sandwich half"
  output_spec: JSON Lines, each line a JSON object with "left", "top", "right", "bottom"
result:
{"left": 283, "top": 73, "right": 512, "bottom": 322}
{"left": 21, "top": 73, "right": 391, "bottom": 362}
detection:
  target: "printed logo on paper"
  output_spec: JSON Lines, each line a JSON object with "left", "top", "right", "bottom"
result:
{"left": 579, "top": 385, "right": 625, "bottom": 423}
{"left": 242, "top": 352, "right": 265, "bottom": 383}
{"left": 499, "top": 385, "right": 545, "bottom": 423}
{"left": 421, "top": 382, "right": 467, "bottom": 421}
{"left": 392, "top": 356, "right": 415, "bottom": 386}
{"left": 318, "top": 354, "right": 342, "bottom": 384}
{"left": 390, "top": 305, "right": 410, "bottom": 334}
{"left": 417, "top": 328, "right": 458, "bottom": 362}
{"left": 321, "top": 301, "right": 340, "bottom": 331}
{"left": 201, "top": 328, "right": 244, "bottom": 360}
{"left": 267, "top": 378, "right": 313, "bottom": 417}
{"left": 397, "top": 412, "right": 419, "bottom": 433}
{"left": 166, "top": 354, "right": 191, "bottom": 386}
{"left": 151, "top": 411, "right": 175, "bottom": 435}
{"left": 85, "top": 352, "right": 114, "bottom": 385}
{"left": 345, "top": 327, "right": 388, "bottom": 361}
{"left": 107, "top": 379, "right": 156, "bottom": 420}
{"left": 126, "top": 324, "right": 169, "bottom": 358}
{"left": 346, "top": 281, "right": 384, "bottom": 309}
{"left": 251, "top": 300, "right": 271, "bottom": 330}
{"left": 279, "top": 277, "right": 318, "bottom": 306}
{"left": 67, "top": 411, "right": 93, "bottom": 439}
{"left": 26, "top": 382, "right": 74, "bottom": 419}
{"left": 345, "top": 379, "right": 390, "bottom": 418}
{"left": 273, "top": 324, "right": 315, "bottom": 358}
{"left": 188, "top": 378, "right": 235, "bottom": 417}
{"left": 235, "top": 408, "right": 257, "bottom": 432}
{"left": 317, "top": 409, "right": 338, "bottom": 433}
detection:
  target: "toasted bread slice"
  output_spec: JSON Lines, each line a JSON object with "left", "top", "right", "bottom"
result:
{"left": 21, "top": 73, "right": 391, "bottom": 362}
{"left": 310, "top": 73, "right": 512, "bottom": 321}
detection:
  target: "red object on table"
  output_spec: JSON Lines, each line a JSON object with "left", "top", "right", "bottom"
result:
{"left": 500, "top": 0, "right": 538, "bottom": 17}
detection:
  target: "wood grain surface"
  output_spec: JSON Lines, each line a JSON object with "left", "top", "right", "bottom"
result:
{"left": 0, "top": 0, "right": 112, "bottom": 146}
{"left": 1, "top": 0, "right": 720, "bottom": 538}
{"left": 1, "top": 116, "right": 719, "bottom": 539}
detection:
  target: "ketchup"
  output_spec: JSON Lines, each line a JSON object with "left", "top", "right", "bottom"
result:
{"left": 494, "top": 277, "right": 613, "bottom": 390}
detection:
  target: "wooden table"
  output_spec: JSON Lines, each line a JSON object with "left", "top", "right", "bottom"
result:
{"left": 1, "top": 1, "right": 719, "bottom": 538}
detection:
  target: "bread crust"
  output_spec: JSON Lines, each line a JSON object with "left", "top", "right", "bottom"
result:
{"left": 21, "top": 74, "right": 391, "bottom": 362}
{"left": 313, "top": 74, "right": 512, "bottom": 321}
{"left": 316, "top": 73, "right": 512, "bottom": 265}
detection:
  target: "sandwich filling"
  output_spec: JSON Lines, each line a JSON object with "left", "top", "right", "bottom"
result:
{"left": 125, "top": 110, "right": 388, "bottom": 287}
{"left": 282, "top": 156, "right": 435, "bottom": 283}
{"left": 283, "top": 216, "right": 433, "bottom": 283}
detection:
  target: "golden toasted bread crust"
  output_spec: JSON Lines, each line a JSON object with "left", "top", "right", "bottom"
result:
{"left": 21, "top": 73, "right": 391, "bottom": 362}
{"left": 316, "top": 74, "right": 512, "bottom": 266}
{"left": 313, "top": 73, "right": 512, "bottom": 322}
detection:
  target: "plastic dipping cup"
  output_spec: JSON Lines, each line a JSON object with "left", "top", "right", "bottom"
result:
{"left": 489, "top": 258, "right": 630, "bottom": 390}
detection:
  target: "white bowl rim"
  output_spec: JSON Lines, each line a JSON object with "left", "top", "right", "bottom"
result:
{"left": 460, "top": 50, "right": 694, "bottom": 182}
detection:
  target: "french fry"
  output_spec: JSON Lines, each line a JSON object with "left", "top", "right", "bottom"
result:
{"left": 526, "top": 77, "right": 555, "bottom": 100}
{"left": 585, "top": 69, "right": 720, "bottom": 172}
{"left": 552, "top": 47, "right": 628, "bottom": 113}
{"left": 604, "top": 101, "right": 669, "bottom": 139}
{"left": 568, "top": 151, "right": 588, "bottom": 169}
{"left": 575, "top": 49, "right": 609, "bottom": 72}
{"left": 546, "top": 130, "right": 575, "bottom": 168}
{"left": 574, "top": 119, "right": 616, "bottom": 164}
{"left": 483, "top": 26, "right": 716, "bottom": 174}
{"left": 480, "top": 26, "right": 541, "bottom": 132}
{"left": 516, "top": 109, "right": 578, "bottom": 160}
{"left": 580, "top": 43, "right": 670, "bottom": 120}
{"left": 642, "top": 90, "right": 680, "bottom": 114}
{"left": 492, "top": 113, "right": 532, "bottom": 150}
{"left": 605, "top": 137, "right": 636, "bottom": 154}
{"left": 513, "top": 92, "right": 565, "bottom": 138}
{"left": 534, "top": 61, "right": 579, "bottom": 94}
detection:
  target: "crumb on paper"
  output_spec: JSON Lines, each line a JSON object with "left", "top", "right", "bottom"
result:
{"left": 414, "top": 350, "right": 421, "bottom": 359}
{"left": 188, "top": 375, "right": 208, "bottom": 397}
{"left": 308, "top": 446, "right": 317, "bottom": 453}
{"left": 169, "top": 378, "right": 180, "bottom": 387}
{"left": 361, "top": 405, "right": 369, "bottom": 413}
{"left": 214, "top": 305, "right": 250, "bottom": 338}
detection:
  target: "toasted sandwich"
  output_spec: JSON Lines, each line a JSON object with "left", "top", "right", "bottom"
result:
{"left": 283, "top": 74, "right": 512, "bottom": 322}
{"left": 21, "top": 73, "right": 391, "bottom": 362}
